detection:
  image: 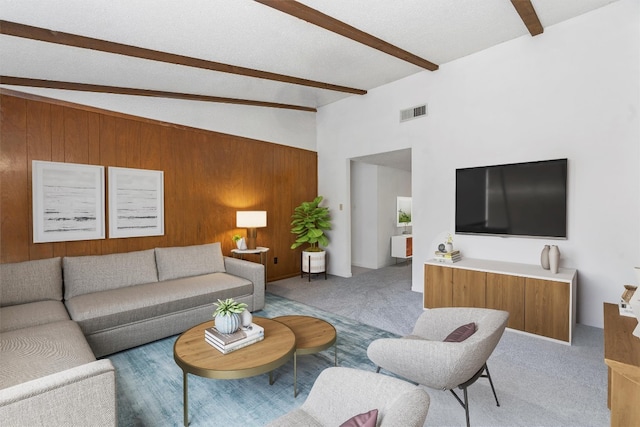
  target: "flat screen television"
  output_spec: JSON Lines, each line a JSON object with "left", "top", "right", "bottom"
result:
{"left": 455, "top": 158, "right": 567, "bottom": 238}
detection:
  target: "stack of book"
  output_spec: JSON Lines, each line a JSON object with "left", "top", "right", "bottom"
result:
{"left": 205, "top": 323, "right": 264, "bottom": 354}
{"left": 433, "top": 250, "right": 462, "bottom": 263}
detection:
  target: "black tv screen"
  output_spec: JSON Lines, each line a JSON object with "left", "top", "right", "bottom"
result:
{"left": 456, "top": 159, "right": 567, "bottom": 238}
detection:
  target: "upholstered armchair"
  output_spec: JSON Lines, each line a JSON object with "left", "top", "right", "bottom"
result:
{"left": 266, "top": 367, "right": 430, "bottom": 427}
{"left": 367, "top": 307, "right": 509, "bottom": 427}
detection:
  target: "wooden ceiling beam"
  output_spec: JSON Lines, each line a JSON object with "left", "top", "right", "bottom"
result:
{"left": 511, "top": 0, "right": 544, "bottom": 36}
{"left": 0, "top": 20, "right": 365, "bottom": 96}
{"left": 255, "top": 0, "right": 439, "bottom": 71}
{"left": 0, "top": 76, "right": 317, "bottom": 112}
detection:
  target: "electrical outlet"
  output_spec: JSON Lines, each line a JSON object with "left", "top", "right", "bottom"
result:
{"left": 274, "top": 257, "right": 278, "bottom": 264}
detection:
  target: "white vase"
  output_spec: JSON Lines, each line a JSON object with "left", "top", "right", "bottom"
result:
{"left": 549, "top": 245, "right": 560, "bottom": 274}
{"left": 302, "top": 250, "right": 326, "bottom": 273}
{"left": 445, "top": 242, "right": 453, "bottom": 253}
{"left": 540, "top": 245, "right": 550, "bottom": 270}
{"left": 240, "top": 309, "right": 252, "bottom": 328}
{"left": 236, "top": 238, "right": 247, "bottom": 250}
{"left": 215, "top": 313, "right": 240, "bottom": 334}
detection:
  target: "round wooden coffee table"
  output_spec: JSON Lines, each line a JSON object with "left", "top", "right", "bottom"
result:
{"left": 173, "top": 317, "right": 295, "bottom": 426}
{"left": 272, "top": 315, "right": 337, "bottom": 397}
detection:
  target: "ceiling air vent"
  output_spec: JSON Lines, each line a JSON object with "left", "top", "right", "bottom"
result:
{"left": 400, "top": 104, "right": 427, "bottom": 123}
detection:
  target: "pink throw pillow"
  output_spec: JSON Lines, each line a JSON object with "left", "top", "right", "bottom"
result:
{"left": 443, "top": 322, "right": 476, "bottom": 342}
{"left": 339, "top": 409, "right": 378, "bottom": 427}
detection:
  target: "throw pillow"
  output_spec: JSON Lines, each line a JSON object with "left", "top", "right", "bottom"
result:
{"left": 339, "top": 409, "right": 378, "bottom": 427}
{"left": 444, "top": 322, "right": 476, "bottom": 342}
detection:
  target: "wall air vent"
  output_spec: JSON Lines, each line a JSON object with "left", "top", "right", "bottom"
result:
{"left": 400, "top": 104, "right": 427, "bottom": 123}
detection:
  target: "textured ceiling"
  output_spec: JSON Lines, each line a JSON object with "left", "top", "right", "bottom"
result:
{"left": 0, "top": 0, "right": 619, "bottom": 111}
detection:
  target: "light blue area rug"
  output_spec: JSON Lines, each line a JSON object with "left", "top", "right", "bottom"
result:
{"left": 108, "top": 293, "right": 398, "bottom": 427}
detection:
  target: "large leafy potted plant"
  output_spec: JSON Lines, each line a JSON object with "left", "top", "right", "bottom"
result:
{"left": 290, "top": 196, "right": 331, "bottom": 276}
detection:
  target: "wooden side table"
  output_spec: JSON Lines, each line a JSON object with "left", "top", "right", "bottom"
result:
{"left": 603, "top": 302, "right": 640, "bottom": 427}
{"left": 231, "top": 246, "right": 269, "bottom": 284}
{"left": 273, "top": 315, "right": 337, "bottom": 397}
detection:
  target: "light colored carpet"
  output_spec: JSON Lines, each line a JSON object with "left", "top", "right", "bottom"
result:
{"left": 267, "top": 265, "right": 610, "bottom": 427}
{"left": 109, "top": 293, "right": 398, "bottom": 427}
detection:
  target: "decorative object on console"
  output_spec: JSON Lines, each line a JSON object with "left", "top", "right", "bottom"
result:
{"left": 540, "top": 245, "right": 550, "bottom": 270}
{"left": 633, "top": 267, "right": 640, "bottom": 338}
{"left": 444, "top": 233, "right": 454, "bottom": 253}
{"left": 549, "top": 245, "right": 560, "bottom": 274}
{"left": 232, "top": 234, "right": 248, "bottom": 250}
{"left": 213, "top": 298, "right": 247, "bottom": 334}
{"left": 237, "top": 211, "right": 267, "bottom": 250}
{"left": 620, "top": 285, "right": 637, "bottom": 317}
{"left": 433, "top": 250, "right": 461, "bottom": 264}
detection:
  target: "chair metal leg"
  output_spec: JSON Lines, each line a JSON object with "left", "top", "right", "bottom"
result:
{"left": 481, "top": 364, "right": 500, "bottom": 407}
{"left": 463, "top": 386, "right": 470, "bottom": 427}
{"left": 448, "top": 363, "right": 500, "bottom": 427}
{"left": 449, "top": 388, "right": 471, "bottom": 427}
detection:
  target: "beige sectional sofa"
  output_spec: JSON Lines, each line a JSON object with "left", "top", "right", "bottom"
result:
{"left": 0, "top": 242, "right": 265, "bottom": 426}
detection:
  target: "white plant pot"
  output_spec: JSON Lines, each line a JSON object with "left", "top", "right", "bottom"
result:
{"left": 215, "top": 313, "right": 240, "bottom": 334}
{"left": 302, "top": 250, "right": 326, "bottom": 273}
{"left": 236, "top": 238, "right": 247, "bottom": 250}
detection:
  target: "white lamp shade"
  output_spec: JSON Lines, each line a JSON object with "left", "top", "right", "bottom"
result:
{"left": 236, "top": 211, "right": 267, "bottom": 228}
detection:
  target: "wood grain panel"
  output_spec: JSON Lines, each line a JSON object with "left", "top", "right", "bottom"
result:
{"left": 0, "top": 92, "right": 317, "bottom": 282}
{"left": 423, "top": 264, "right": 453, "bottom": 308}
{"left": 452, "top": 268, "right": 486, "bottom": 308}
{"left": 524, "top": 277, "right": 570, "bottom": 341}
{"left": 63, "top": 107, "right": 95, "bottom": 257}
{"left": 99, "top": 115, "right": 118, "bottom": 254}
{"left": 0, "top": 95, "right": 29, "bottom": 262}
{"left": 26, "top": 100, "right": 54, "bottom": 260}
{"left": 486, "top": 272, "right": 525, "bottom": 330}
{"left": 49, "top": 104, "right": 67, "bottom": 258}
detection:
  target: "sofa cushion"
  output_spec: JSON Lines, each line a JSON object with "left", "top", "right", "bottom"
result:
{"left": 0, "top": 301, "right": 70, "bottom": 333}
{"left": 155, "top": 243, "right": 225, "bottom": 281}
{"left": 0, "top": 320, "right": 96, "bottom": 390}
{"left": 0, "top": 258, "right": 62, "bottom": 307}
{"left": 63, "top": 249, "right": 158, "bottom": 300}
{"left": 65, "top": 272, "right": 252, "bottom": 335}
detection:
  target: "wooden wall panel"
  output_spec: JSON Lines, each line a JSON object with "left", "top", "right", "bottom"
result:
{"left": 1, "top": 96, "right": 29, "bottom": 262}
{"left": 26, "top": 100, "right": 54, "bottom": 260}
{"left": 0, "top": 91, "right": 317, "bottom": 282}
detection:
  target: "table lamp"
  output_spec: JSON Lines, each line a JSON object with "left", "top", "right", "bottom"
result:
{"left": 236, "top": 211, "right": 267, "bottom": 250}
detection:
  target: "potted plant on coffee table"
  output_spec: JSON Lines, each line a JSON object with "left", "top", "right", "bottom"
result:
{"left": 213, "top": 298, "right": 247, "bottom": 334}
{"left": 290, "top": 196, "right": 331, "bottom": 279}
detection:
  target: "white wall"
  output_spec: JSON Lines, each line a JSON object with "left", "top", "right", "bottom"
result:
{"left": 350, "top": 161, "right": 411, "bottom": 269}
{"left": 317, "top": 0, "right": 639, "bottom": 328}
{"left": 377, "top": 166, "right": 411, "bottom": 267}
{"left": 0, "top": 87, "right": 317, "bottom": 151}
{"left": 350, "top": 161, "right": 378, "bottom": 268}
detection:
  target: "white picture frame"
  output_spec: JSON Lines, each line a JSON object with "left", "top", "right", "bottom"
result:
{"left": 32, "top": 160, "right": 105, "bottom": 243}
{"left": 108, "top": 167, "right": 164, "bottom": 238}
{"left": 396, "top": 196, "right": 412, "bottom": 227}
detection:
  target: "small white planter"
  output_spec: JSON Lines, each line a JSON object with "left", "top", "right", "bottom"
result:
{"left": 235, "top": 238, "right": 247, "bottom": 250}
{"left": 215, "top": 313, "right": 240, "bottom": 334}
{"left": 302, "top": 250, "right": 326, "bottom": 273}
